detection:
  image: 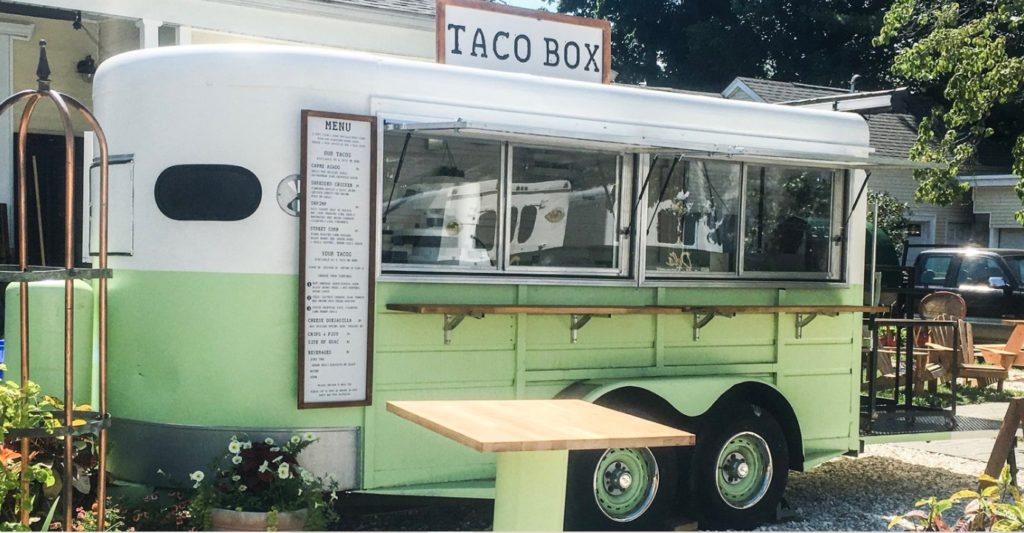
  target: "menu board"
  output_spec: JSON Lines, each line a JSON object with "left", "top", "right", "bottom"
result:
{"left": 299, "top": 111, "right": 376, "bottom": 408}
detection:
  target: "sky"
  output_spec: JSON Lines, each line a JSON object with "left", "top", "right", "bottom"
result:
{"left": 501, "top": 0, "right": 554, "bottom": 10}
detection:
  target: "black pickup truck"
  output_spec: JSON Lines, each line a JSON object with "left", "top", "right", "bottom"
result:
{"left": 913, "top": 248, "right": 1024, "bottom": 319}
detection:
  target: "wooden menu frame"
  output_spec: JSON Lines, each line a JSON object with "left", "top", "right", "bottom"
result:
{"left": 298, "top": 110, "right": 376, "bottom": 409}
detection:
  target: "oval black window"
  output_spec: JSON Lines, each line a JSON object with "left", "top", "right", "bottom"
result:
{"left": 155, "top": 165, "right": 262, "bottom": 221}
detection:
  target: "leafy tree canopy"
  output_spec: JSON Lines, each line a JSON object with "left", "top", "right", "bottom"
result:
{"left": 874, "top": 0, "right": 1024, "bottom": 218}
{"left": 552, "top": 0, "right": 896, "bottom": 92}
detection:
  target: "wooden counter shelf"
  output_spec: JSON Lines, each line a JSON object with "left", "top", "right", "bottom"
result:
{"left": 386, "top": 303, "right": 887, "bottom": 343}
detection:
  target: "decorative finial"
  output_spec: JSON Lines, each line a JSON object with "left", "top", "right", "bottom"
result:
{"left": 37, "top": 39, "right": 50, "bottom": 90}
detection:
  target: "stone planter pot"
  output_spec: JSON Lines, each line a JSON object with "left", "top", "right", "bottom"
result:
{"left": 210, "top": 508, "right": 308, "bottom": 531}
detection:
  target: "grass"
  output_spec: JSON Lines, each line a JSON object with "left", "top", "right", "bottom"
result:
{"left": 877, "top": 383, "right": 1024, "bottom": 409}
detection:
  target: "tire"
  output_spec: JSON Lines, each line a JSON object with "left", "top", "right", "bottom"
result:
{"left": 687, "top": 403, "right": 789, "bottom": 530}
{"left": 564, "top": 445, "right": 678, "bottom": 531}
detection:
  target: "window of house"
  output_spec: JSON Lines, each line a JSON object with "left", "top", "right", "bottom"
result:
{"left": 380, "top": 132, "right": 503, "bottom": 269}
{"left": 644, "top": 158, "right": 741, "bottom": 275}
{"left": 507, "top": 146, "right": 621, "bottom": 270}
{"left": 742, "top": 166, "right": 840, "bottom": 277}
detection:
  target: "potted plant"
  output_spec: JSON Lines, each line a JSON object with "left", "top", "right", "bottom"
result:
{"left": 190, "top": 434, "right": 338, "bottom": 531}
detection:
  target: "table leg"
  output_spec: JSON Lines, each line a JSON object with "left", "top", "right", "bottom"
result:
{"left": 493, "top": 450, "right": 569, "bottom": 532}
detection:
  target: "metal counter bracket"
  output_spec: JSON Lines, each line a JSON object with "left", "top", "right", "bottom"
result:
{"left": 570, "top": 314, "right": 610, "bottom": 344}
{"left": 444, "top": 313, "right": 484, "bottom": 345}
{"left": 795, "top": 312, "right": 839, "bottom": 339}
{"left": 693, "top": 311, "right": 736, "bottom": 341}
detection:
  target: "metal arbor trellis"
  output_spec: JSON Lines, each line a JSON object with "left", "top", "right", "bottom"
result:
{"left": 0, "top": 40, "right": 111, "bottom": 530}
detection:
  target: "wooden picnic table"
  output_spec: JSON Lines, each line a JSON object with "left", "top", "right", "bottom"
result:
{"left": 387, "top": 399, "right": 695, "bottom": 531}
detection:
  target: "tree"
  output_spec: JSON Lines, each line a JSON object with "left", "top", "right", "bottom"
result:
{"left": 552, "top": 0, "right": 896, "bottom": 92}
{"left": 874, "top": 0, "right": 1024, "bottom": 218}
{"left": 867, "top": 191, "right": 912, "bottom": 252}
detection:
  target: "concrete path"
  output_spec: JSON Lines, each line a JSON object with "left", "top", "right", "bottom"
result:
{"left": 884, "top": 401, "right": 1024, "bottom": 467}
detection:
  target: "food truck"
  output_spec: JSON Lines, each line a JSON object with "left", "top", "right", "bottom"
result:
{"left": 11, "top": 43, "right": 909, "bottom": 529}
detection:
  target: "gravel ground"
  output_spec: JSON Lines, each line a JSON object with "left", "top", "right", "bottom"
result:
{"left": 336, "top": 442, "right": 993, "bottom": 531}
{"left": 755, "top": 445, "right": 982, "bottom": 531}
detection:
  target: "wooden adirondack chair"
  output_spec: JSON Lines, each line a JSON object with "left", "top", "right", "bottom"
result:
{"left": 976, "top": 325, "right": 1024, "bottom": 367}
{"left": 926, "top": 317, "right": 1013, "bottom": 391}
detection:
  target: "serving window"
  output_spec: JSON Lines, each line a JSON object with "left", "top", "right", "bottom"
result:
{"left": 742, "top": 166, "right": 842, "bottom": 278}
{"left": 381, "top": 132, "right": 503, "bottom": 270}
{"left": 643, "top": 158, "right": 741, "bottom": 275}
{"left": 641, "top": 158, "right": 845, "bottom": 281}
{"left": 380, "top": 130, "right": 629, "bottom": 276}
{"left": 508, "top": 147, "right": 621, "bottom": 271}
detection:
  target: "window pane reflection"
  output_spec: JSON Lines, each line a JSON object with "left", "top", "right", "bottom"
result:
{"left": 743, "top": 166, "right": 835, "bottom": 274}
{"left": 509, "top": 147, "right": 620, "bottom": 269}
{"left": 644, "top": 158, "right": 741, "bottom": 274}
{"left": 381, "top": 132, "right": 502, "bottom": 268}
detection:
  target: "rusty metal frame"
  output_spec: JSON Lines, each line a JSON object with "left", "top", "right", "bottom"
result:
{"left": 0, "top": 40, "right": 110, "bottom": 530}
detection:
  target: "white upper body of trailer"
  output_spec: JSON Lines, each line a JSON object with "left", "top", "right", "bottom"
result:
{"left": 91, "top": 44, "right": 870, "bottom": 279}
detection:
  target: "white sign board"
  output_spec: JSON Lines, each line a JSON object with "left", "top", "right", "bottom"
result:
{"left": 437, "top": 0, "right": 611, "bottom": 83}
{"left": 299, "top": 111, "right": 376, "bottom": 408}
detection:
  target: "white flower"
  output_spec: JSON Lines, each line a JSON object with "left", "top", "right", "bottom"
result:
{"left": 264, "top": 437, "right": 274, "bottom": 445}
{"left": 258, "top": 460, "right": 270, "bottom": 473}
{"left": 228, "top": 441, "right": 242, "bottom": 454}
{"left": 242, "top": 441, "right": 252, "bottom": 449}
{"left": 232, "top": 455, "right": 243, "bottom": 465}
{"left": 303, "top": 432, "right": 316, "bottom": 442}
{"left": 272, "top": 455, "right": 283, "bottom": 463}
{"left": 290, "top": 435, "right": 301, "bottom": 444}
{"left": 300, "top": 469, "right": 315, "bottom": 483}
{"left": 277, "top": 463, "right": 290, "bottom": 479}
{"left": 231, "top": 475, "right": 241, "bottom": 481}
{"left": 298, "top": 488, "right": 303, "bottom": 496}
{"left": 189, "top": 470, "right": 204, "bottom": 488}
{"left": 270, "top": 447, "right": 280, "bottom": 452}
{"left": 239, "top": 484, "right": 247, "bottom": 492}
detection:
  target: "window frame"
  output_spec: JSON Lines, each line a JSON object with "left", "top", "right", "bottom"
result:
{"left": 377, "top": 120, "right": 852, "bottom": 285}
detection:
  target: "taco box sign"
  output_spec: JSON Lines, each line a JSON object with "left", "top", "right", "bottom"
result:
{"left": 436, "top": 0, "right": 611, "bottom": 84}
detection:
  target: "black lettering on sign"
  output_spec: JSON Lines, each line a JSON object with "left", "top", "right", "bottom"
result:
{"left": 448, "top": 24, "right": 466, "bottom": 55}
{"left": 325, "top": 121, "right": 351, "bottom": 131}
{"left": 544, "top": 37, "right": 559, "bottom": 67}
{"left": 564, "top": 41, "right": 581, "bottom": 69}
{"left": 493, "top": 31, "right": 510, "bottom": 60}
{"left": 514, "top": 34, "right": 531, "bottom": 62}
{"left": 584, "top": 43, "right": 601, "bottom": 72}
{"left": 471, "top": 28, "right": 488, "bottom": 57}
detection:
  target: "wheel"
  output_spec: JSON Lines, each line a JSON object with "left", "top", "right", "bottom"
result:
{"left": 564, "top": 446, "right": 678, "bottom": 531}
{"left": 688, "top": 403, "right": 788, "bottom": 529}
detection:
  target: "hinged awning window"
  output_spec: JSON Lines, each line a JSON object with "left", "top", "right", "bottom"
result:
{"left": 385, "top": 120, "right": 942, "bottom": 171}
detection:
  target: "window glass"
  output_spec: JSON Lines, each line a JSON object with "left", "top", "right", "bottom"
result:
{"left": 1003, "top": 256, "right": 1024, "bottom": 284}
{"left": 644, "top": 158, "right": 741, "bottom": 274}
{"left": 381, "top": 132, "right": 502, "bottom": 268}
{"left": 155, "top": 164, "right": 261, "bottom": 221}
{"left": 956, "top": 256, "right": 1004, "bottom": 286}
{"left": 917, "top": 255, "right": 952, "bottom": 286}
{"left": 508, "top": 147, "right": 619, "bottom": 269}
{"left": 743, "top": 166, "right": 836, "bottom": 274}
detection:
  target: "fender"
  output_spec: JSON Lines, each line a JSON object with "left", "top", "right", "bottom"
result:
{"left": 561, "top": 376, "right": 769, "bottom": 417}
{"left": 558, "top": 375, "right": 807, "bottom": 470}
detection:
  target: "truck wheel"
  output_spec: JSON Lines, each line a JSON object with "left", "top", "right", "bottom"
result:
{"left": 564, "top": 446, "right": 678, "bottom": 531}
{"left": 688, "top": 403, "right": 788, "bottom": 530}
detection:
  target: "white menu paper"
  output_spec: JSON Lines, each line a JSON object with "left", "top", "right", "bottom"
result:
{"left": 300, "top": 111, "right": 375, "bottom": 407}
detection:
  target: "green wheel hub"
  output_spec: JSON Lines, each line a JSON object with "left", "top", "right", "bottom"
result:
{"left": 715, "top": 431, "right": 773, "bottom": 509}
{"left": 592, "top": 448, "right": 660, "bottom": 522}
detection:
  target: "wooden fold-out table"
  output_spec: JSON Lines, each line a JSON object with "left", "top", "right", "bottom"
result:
{"left": 387, "top": 399, "right": 695, "bottom": 532}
